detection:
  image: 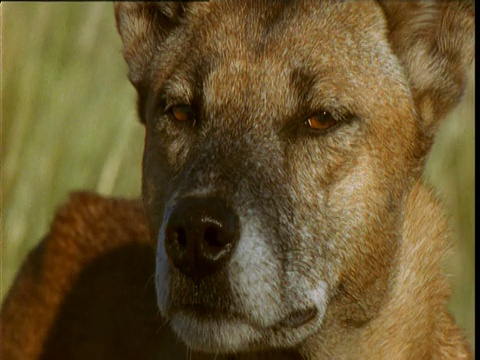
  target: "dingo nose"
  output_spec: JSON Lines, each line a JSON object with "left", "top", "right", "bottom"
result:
{"left": 164, "top": 197, "right": 239, "bottom": 279}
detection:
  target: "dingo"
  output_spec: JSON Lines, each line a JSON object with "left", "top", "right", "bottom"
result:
{"left": 2, "top": 2, "right": 474, "bottom": 359}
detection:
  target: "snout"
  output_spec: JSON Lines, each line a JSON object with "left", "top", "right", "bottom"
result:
{"left": 164, "top": 197, "right": 239, "bottom": 279}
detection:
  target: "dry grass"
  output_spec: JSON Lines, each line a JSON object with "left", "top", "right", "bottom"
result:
{"left": 1, "top": 3, "right": 474, "bottom": 351}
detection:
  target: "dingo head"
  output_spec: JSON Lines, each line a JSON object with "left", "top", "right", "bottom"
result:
{"left": 115, "top": 1, "right": 473, "bottom": 353}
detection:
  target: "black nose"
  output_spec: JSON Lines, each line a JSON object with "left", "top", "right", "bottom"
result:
{"left": 164, "top": 197, "right": 239, "bottom": 279}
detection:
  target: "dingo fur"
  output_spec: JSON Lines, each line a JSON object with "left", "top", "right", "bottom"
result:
{"left": 2, "top": 1, "right": 474, "bottom": 359}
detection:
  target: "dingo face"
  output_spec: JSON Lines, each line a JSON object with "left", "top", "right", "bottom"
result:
{"left": 115, "top": 0, "right": 473, "bottom": 355}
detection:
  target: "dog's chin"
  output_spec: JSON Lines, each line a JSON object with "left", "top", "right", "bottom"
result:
{"left": 169, "top": 306, "right": 322, "bottom": 353}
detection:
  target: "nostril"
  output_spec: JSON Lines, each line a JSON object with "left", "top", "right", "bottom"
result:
{"left": 168, "top": 227, "right": 187, "bottom": 249}
{"left": 204, "top": 226, "right": 223, "bottom": 249}
{"left": 176, "top": 228, "right": 187, "bottom": 248}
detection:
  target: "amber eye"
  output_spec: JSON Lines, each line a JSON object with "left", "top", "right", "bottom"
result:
{"left": 306, "top": 111, "right": 337, "bottom": 131}
{"left": 169, "top": 104, "right": 194, "bottom": 123}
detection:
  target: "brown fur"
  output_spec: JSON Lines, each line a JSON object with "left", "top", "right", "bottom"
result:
{"left": 1, "top": 1, "right": 474, "bottom": 359}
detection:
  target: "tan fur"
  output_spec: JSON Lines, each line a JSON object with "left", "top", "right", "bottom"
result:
{"left": 1, "top": 194, "right": 187, "bottom": 360}
{"left": 2, "top": 1, "right": 474, "bottom": 359}
{"left": 302, "top": 182, "right": 471, "bottom": 359}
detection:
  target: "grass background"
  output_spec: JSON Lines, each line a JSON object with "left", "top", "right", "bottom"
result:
{"left": 2, "top": 3, "right": 474, "bottom": 351}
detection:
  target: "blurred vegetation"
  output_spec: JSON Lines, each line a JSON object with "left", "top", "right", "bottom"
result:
{"left": 1, "top": 2, "right": 474, "bottom": 352}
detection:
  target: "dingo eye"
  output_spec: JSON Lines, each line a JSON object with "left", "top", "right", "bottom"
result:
{"left": 306, "top": 111, "right": 337, "bottom": 131}
{"left": 168, "top": 104, "right": 194, "bottom": 123}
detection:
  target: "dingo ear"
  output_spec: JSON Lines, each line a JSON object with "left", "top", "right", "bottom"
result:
{"left": 114, "top": 2, "right": 188, "bottom": 86}
{"left": 379, "top": 1, "right": 474, "bottom": 141}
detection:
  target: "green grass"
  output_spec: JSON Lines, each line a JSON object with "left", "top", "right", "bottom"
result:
{"left": 2, "top": 3, "right": 474, "bottom": 352}
{"left": 2, "top": 2, "right": 144, "bottom": 298}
